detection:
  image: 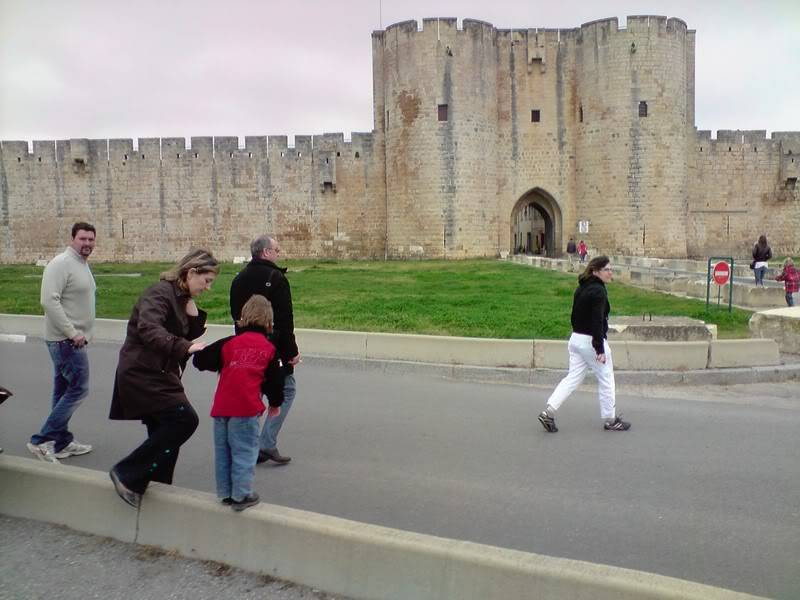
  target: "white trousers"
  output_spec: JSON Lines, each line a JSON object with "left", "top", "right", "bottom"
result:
{"left": 546, "top": 333, "right": 616, "bottom": 419}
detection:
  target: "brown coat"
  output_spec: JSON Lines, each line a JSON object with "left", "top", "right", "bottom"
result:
{"left": 109, "top": 280, "right": 207, "bottom": 420}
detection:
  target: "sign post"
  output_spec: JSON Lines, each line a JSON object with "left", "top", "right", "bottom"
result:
{"left": 706, "top": 256, "right": 734, "bottom": 312}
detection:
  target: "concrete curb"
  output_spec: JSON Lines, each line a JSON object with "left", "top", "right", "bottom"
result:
{"left": 0, "top": 456, "right": 764, "bottom": 600}
{"left": 301, "top": 354, "right": 800, "bottom": 387}
{"left": 2, "top": 314, "right": 797, "bottom": 384}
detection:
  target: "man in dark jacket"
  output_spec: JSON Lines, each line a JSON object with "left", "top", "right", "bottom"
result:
{"left": 230, "top": 235, "right": 300, "bottom": 465}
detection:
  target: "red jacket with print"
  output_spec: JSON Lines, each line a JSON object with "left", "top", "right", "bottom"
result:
{"left": 193, "top": 327, "right": 284, "bottom": 418}
{"left": 776, "top": 265, "right": 800, "bottom": 294}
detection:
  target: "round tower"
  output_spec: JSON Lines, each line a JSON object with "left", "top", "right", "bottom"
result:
{"left": 373, "top": 18, "right": 500, "bottom": 258}
{"left": 573, "top": 16, "right": 693, "bottom": 257}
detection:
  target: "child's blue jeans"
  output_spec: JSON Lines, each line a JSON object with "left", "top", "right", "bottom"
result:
{"left": 213, "top": 416, "right": 260, "bottom": 502}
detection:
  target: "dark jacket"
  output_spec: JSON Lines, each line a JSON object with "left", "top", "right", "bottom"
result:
{"left": 192, "top": 326, "right": 285, "bottom": 412}
{"left": 752, "top": 244, "right": 772, "bottom": 262}
{"left": 570, "top": 275, "right": 610, "bottom": 355}
{"left": 229, "top": 257, "right": 298, "bottom": 372}
{"left": 110, "top": 280, "right": 207, "bottom": 420}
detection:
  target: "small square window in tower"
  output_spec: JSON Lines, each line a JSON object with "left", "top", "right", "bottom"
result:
{"left": 438, "top": 104, "right": 448, "bottom": 122}
{"left": 531, "top": 110, "right": 541, "bottom": 123}
{"left": 638, "top": 101, "right": 648, "bottom": 117}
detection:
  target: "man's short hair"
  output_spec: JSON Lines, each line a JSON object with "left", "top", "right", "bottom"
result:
{"left": 71, "top": 222, "right": 96, "bottom": 238}
{"left": 250, "top": 234, "right": 275, "bottom": 258}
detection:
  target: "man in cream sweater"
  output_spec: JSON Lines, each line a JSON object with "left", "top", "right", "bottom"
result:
{"left": 27, "top": 222, "right": 97, "bottom": 463}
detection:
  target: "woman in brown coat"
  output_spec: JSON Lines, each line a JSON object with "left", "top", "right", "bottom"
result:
{"left": 109, "top": 249, "right": 219, "bottom": 508}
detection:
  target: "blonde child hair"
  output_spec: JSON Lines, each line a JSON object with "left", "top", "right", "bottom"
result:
{"left": 784, "top": 257, "right": 794, "bottom": 268}
{"left": 237, "top": 295, "right": 273, "bottom": 333}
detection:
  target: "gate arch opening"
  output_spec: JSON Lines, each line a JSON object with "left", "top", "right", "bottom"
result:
{"left": 511, "top": 189, "right": 563, "bottom": 258}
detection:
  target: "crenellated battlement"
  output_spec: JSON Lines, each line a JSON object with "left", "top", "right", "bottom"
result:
{"left": 0, "top": 132, "right": 377, "bottom": 164}
{"left": 695, "top": 130, "right": 800, "bottom": 154}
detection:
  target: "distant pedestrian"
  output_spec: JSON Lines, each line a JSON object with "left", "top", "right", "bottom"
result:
{"left": 578, "top": 240, "right": 588, "bottom": 263}
{"left": 751, "top": 235, "right": 772, "bottom": 286}
{"left": 566, "top": 238, "right": 577, "bottom": 256}
{"left": 194, "top": 295, "right": 285, "bottom": 512}
{"left": 538, "top": 256, "right": 630, "bottom": 433}
{"left": 28, "top": 222, "right": 97, "bottom": 464}
{"left": 109, "top": 249, "right": 218, "bottom": 509}
{"left": 230, "top": 234, "right": 300, "bottom": 466}
{"left": 775, "top": 258, "right": 799, "bottom": 307}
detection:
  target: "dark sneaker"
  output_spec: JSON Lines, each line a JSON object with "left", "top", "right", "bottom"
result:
{"left": 604, "top": 416, "right": 631, "bottom": 431}
{"left": 538, "top": 411, "right": 558, "bottom": 433}
{"left": 231, "top": 493, "right": 260, "bottom": 512}
{"left": 258, "top": 448, "right": 291, "bottom": 465}
{"left": 220, "top": 497, "right": 233, "bottom": 505}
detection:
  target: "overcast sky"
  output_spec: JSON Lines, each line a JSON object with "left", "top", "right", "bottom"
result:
{"left": 1, "top": 0, "right": 798, "bottom": 145}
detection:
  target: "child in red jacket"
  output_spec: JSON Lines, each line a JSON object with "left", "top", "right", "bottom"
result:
{"left": 775, "top": 257, "right": 799, "bottom": 307}
{"left": 193, "top": 295, "right": 284, "bottom": 511}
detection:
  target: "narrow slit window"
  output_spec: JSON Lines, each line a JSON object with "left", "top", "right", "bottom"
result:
{"left": 437, "top": 104, "right": 448, "bottom": 122}
{"left": 355, "top": 151, "right": 360, "bottom": 158}
{"left": 579, "top": 105, "right": 583, "bottom": 123}
{"left": 638, "top": 101, "right": 648, "bottom": 117}
{"left": 531, "top": 109, "right": 541, "bottom": 123}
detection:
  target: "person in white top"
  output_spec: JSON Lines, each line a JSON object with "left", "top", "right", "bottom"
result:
{"left": 27, "top": 222, "right": 97, "bottom": 463}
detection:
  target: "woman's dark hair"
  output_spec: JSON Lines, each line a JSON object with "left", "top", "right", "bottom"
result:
{"left": 578, "top": 255, "right": 610, "bottom": 284}
{"left": 756, "top": 234, "right": 768, "bottom": 248}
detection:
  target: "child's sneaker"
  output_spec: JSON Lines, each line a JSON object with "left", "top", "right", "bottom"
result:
{"left": 538, "top": 411, "right": 558, "bottom": 433}
{"left": 231, "top": 493, "right": 260, "bottom": 512}
{"left": 604, "top": 416, "right": 631, "bottom": 431}
{"left": 27, "top": 441, "right": 60, "bottom": 463}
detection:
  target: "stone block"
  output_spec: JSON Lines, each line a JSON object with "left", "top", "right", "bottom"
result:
{"left": 533, "top": 339, "right": 568, "bottom": 368}
{"left": 614, "top": 341, "right": 709, "bottom": 370}
{"left": 749, "top": 307, "right": 800, "bottom": 355}
{"left": 708, "top": 339, "right": 780, "bottom": 368}
{"left": 365, "top": 333, "right": 534, "bottom": 368}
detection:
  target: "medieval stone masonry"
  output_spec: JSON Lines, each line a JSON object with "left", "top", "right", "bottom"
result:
{"left": 1, "top": 15, "right": 798, "bottom": 263}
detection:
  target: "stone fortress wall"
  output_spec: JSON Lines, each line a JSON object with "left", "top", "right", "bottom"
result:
{"left": 0, "top": 15, "right": 798, "bottom": 263}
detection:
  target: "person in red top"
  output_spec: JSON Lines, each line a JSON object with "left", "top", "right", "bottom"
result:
{"left": 775, "top": 257, "right": 799, "bottom": 307}
{"left": 193, "top": 295, "right": 284, "bottom": 511}
{"left": 577, "top": 240, "right": 588, "bottom": 263}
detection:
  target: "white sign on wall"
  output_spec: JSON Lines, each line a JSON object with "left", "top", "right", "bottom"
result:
{"left": 578, "top": 220, "right": 589, "bottom": 234}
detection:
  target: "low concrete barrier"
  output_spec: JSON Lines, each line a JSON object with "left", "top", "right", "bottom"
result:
{"left": 0, "top": 314, "right": 784, "bottom": 371}
{"left": 708, "top": 339, "right": 781, "bottom": 368}
{"left": 0, "top": 456, "right": 763, "bottom": 600}
{"left": 749, "top": 307, "right": 800, "bottom": 355}
{"left": 509, "top": 255, "right": 789, "bottom": 311}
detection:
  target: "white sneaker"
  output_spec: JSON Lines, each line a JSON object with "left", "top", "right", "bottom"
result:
{"left": 55, "top": 440, "right": 93, "bottom": 459}
{"left": 27, "top": 441, "right": 60, "bottom": 463}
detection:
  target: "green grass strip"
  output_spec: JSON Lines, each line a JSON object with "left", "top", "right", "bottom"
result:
{"left": 0, "top": 259, "right": 753, "bottom": 339}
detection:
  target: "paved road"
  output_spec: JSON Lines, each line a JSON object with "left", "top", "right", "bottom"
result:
{"left": 1, "top": 339, "right": 799, "bottom": 599}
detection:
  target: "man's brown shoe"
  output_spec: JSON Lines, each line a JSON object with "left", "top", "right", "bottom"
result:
{"left": 258, "top": 448, "right": 291, "bottom": 465}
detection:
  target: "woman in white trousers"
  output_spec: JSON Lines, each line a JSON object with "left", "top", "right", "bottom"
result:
{"left": 538, "top": 255, "right": 631, "bottom": 433}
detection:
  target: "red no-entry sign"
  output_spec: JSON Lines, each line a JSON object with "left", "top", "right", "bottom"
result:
{"left": 712, "top": 261, "right": 730, "bottom": 285}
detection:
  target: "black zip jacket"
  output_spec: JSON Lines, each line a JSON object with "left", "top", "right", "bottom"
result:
{"left": 570, "top": 275, "right": 610, "bottom": 355}
{"left": 229, "top": 258, "right": 299, "bottom": 372}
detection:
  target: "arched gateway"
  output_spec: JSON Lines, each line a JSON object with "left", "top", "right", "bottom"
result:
{"left": 510, "top": 189, "right": 563, "bottom": 258}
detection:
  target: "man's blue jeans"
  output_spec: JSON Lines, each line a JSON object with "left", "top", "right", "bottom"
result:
{"left": 31, "top": 340, "right": 89, "bottom": 452}
{"left": 214, "top": 416, "right": 260, "bottom": 501}
{"left": 260, "top": 374, "right": 295, "bottom": 451}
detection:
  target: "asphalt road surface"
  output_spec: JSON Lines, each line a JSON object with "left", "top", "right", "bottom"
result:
{"left": 1, "top": 339, "right": 798, "bottom": 599}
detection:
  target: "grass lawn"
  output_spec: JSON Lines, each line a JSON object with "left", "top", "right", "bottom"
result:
{"left": 0, "top": 259, "right": 753, "bottom": 339}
